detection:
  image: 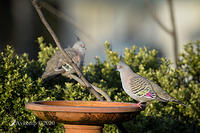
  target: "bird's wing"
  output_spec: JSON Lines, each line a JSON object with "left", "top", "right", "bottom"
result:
{"left": 55, "top": 48, "right": 81, "bottom": 69}
{"left": 149, "top": 81, "right": 176, "bottom": 102}
{"left": 41, "top": 48, "right": 80, "bottom": 79}
{"left": 42, "top": 50, "right": 63, "bottom": 79}
{"left": 66, "top": 48, "right": 81, "bottom": 66}
{"left": 129, "top": 76, "right": 157, "bottom": 99}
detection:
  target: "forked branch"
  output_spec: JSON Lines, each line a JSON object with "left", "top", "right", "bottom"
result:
{"left": 63, "top": 73, "right": 112, "bottom": 101}
{"left": 146, "top": 0, "right": 172, "bottom": 34}
{"left": 32, "top": 0, "right": 103, "bottom": 101}
{"left": 146, "top": 0, "right": 178, "bottom": 67}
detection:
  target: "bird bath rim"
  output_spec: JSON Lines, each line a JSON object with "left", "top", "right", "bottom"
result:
{"left": 25, "top": 100, "right": 141, "bottom": 113}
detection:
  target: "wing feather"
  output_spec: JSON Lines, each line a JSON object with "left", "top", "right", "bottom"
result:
{"left": 42, "top": 48, "right": 81, "bottom": 79}
{"left": 129, "top": 76, "right": 157, "bottom": 99}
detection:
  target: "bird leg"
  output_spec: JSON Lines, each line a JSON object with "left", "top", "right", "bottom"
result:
{"left": 62, "top": 63, "right": 73, "bottom": 72}
{"left": 61, "top": 65, "right": 74, "bottom": 79}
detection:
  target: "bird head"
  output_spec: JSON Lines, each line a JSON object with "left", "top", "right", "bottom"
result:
{"left": 73, "top": 41, "right": 86, "bottom": 53}
{"left": 116, "top": 60, "right": 130, "bottom": 72}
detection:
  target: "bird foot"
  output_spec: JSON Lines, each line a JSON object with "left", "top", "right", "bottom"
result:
{"left": 61, "top": 72, "right": 72, "bottom": 79}
{"left": 68, "top": 74, "right": 72, "bottom": 79}
{"left": 136, "top": 102, "right": 142, "bottom": 109}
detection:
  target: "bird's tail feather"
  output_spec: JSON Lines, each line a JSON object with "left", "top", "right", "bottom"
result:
{"left": 41, "top": 73, "right": 48, "bottom": 80}
{"left": 157, "top": 96, "right": 188, "bottom": 107}
{"left": 173, "top": 100, "right": 188, "bottom": 107}
{"left": 157, "top": 96, "right": 168, "bottom": 102}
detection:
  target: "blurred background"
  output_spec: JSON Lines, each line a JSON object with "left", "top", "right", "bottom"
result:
{"left": 0, "top": 0, "right": 200, "bottom": 65}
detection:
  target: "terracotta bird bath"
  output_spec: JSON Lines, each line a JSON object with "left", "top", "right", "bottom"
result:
{"left": 25, "top": 101, "right": 142, "bottom": 133}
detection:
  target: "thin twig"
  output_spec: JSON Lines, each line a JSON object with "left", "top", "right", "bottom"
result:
{"left": 146, "top": 0, "right": 172, "bottom": 34}
{"left": 32, "top": 0, "right": 103, "bottom": 101}
{"left": 90, "top": 85, "right": 112, "bottom": 101}
{"left": 40, "top": 1, "right": 95, "bottom": 44}
{"left": 63, "top": 73, "right": 112, "bottom": 101}
{"left": 168, "top": 0, "right": 178, "bottom": 67}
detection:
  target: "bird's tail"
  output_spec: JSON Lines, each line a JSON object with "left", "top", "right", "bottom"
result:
{"left": 173, "top": 100, "right": 188, "bottom": 107}
{"left": 157, "top": 96, "right": 188, "bottom": 107}
{"left": 41, "top": 71, "right": 57, "bottom": 80}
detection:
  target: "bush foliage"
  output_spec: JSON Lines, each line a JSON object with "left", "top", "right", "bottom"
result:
{"left": 0, "top": 37, "right": 199, "bottom": 132}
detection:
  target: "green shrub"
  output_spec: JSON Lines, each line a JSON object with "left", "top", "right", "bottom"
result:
{"left": 0, "top": 37, "right": 199, "bottom": 132}
{"left": 0, "top": 45, "right": 66, "bottom": 133}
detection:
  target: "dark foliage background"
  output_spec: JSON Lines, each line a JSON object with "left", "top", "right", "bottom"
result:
{"left": 0, "top": 37, "right": 199, "bottom": 132}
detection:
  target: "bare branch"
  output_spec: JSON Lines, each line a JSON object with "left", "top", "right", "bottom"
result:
{"left": 146, "top": 0, "right": 178, "bottom": 67}
{"left": 39, "top": 1, "right": 95, "bottom": 44}
{"left": 90, "top": 85, "right": 112, "bottom": 102}
{"left": 146, "top": 0, "right": 172, "bottom": 35}
{"left": 63, "top": 73, "right": 112, "bottom": 101}
{"left": 168, "top": 0, "right": 178, "bottom": 67}
{"left": 32, "top": 0, "right": 103, "bottom": 101}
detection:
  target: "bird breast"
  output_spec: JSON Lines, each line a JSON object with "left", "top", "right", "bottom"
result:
{"left": 120, "top": 71, "right": 133, "bottom": 93}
